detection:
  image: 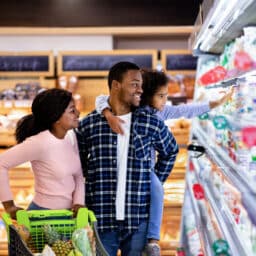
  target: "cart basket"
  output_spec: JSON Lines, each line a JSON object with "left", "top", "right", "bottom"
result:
{"left": 2, "top": 208, "right": 109, "bottom": 256}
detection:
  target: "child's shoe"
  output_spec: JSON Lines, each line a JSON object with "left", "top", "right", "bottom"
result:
{"left": 145, "top": 243, "right": 161, "bottom": 256}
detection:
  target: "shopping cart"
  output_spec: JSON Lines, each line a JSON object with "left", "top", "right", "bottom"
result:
{"left": 2, "top": 208, "right": 109, "bottom": 256}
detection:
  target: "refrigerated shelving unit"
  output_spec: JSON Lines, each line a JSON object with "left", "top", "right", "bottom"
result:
{"left": 180, "top": 1, "right": 256, "bottom": 255}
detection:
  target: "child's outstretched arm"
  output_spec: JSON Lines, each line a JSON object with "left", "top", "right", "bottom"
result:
{"left": 159, "top": 86, "right": 234, "bottom": 120}
{"left": 95, "top": 95, "right": 124, "bottom": 134}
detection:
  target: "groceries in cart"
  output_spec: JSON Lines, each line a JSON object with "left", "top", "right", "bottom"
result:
{"left": 2, "top": 208, "right": 109, "bottom": 256}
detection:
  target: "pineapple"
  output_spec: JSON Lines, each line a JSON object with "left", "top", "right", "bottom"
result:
{"left": 52, "top": 240, "right": 73, "bottom": 256}
{"left": 43, "top": 224, "right": 61, "bottom": 245}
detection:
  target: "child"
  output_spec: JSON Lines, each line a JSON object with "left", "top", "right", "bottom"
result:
{"left": 96, "top": 70, "right": 233, "bottom": 256}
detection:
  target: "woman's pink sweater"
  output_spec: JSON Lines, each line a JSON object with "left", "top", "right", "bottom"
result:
{"left": 0, "top": 130, "right": 84, "bottom": 209}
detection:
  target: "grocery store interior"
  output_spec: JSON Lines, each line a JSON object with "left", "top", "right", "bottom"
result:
{"left": 1, "top": 0, "right": 256, "bottom": 255}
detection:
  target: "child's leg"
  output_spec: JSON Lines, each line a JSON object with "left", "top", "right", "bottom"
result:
{"left": 147, "top": 171, "right": 164, "bottom": 241}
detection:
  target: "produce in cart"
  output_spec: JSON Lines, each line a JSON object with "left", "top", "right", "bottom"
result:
{"left": 2, "top": 208, "right": 109, "bottom": 256}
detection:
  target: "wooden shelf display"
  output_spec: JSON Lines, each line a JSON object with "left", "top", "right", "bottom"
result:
{"left": 0, "top": 51, "right": 56, "bottom": 147}
{"left": 57, "top": 50, "right": 158, "bottom": 77}
{"left": 0, "top": 51, "right": 54, "bottom": 77}
{"left": 161, "top": 49, "right": 197, "bottom": 75}
{"left": 0, "top": 163, "right": 34, "bottom": 253}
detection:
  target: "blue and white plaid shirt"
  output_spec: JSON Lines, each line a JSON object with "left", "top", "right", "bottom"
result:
{"left": 75, "top": 107, "right": 178, "bottom": 235}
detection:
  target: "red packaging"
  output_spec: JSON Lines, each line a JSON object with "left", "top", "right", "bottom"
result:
{"left": 234, "top": 51, "right": 253, "bottom": 71}
{"left": 241, "top": 126, "right": 256, "bottom": 147}
{"left": 198, "top": 66, "right": 227, "bottom": 86}
{"left": 192, "top": 183, "right": 205, "bottom": 200}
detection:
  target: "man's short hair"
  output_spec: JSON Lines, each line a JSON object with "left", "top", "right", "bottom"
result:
{"left": 108, "top": 61, "right": 140, "bottom": 90}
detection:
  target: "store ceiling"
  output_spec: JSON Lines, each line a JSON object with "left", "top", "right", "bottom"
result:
{"left": 0, "top": 0, "right": 202, "bottom": 27}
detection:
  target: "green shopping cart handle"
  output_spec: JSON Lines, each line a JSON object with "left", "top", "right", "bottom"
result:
{"left": 2, "top": 208, "right": 97, "bottom": 223}
{"left": 2, "top": 208, "right": 97, "bottom": 231}
{"left": 2, "top": 212, "right": 12, "bottom": 226}
{"left": 1, "top": 212, "right": 13, "bottom": 242}
{"left": 88, "top": 210, "right": 97, "bottom": 222}
{"left": 23, "top": 209, "right": 73, "bottom": 219}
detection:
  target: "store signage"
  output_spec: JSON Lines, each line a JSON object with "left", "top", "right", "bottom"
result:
{"left": 0, "top": 56, "right": 49, "bottom": 72}
{"left": 165, "top": 54, "right": 198, "bottom": 70}
{"left": 0, "top": 51, "right": 54, "bottom": 77}
{"left": 58, "top": 50, "right": 157, "bottom": 77}
{"left": 63, "top": 55, "right": 153, "bottom": 71}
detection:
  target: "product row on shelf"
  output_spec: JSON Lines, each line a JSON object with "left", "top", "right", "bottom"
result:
{"left": 183, "top": 148, "right": 256, "bottom": 255}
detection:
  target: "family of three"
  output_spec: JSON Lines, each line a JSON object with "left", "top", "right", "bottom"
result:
{"left": 0, "top": 61, "right": 232, "bottom": 256}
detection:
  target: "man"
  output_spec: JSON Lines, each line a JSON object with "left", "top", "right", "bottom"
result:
{"left": 76, "top": 62, "right": 178, "bottom": 256}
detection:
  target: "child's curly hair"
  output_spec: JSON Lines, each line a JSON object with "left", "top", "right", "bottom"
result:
{"left": 140, "top": 69, "right": 169, "bottom": 107}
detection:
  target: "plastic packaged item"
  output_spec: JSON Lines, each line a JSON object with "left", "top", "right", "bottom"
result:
{"left": 198, "top": 66, "right": 227, "bottom": 86}
{"left": 212, "top": 239, "right": 230, "bottom": 256}
{"left": 242, "top": 127, "right": 256, "bottom": 148}
{"left": 220, "top": 41, "right": 235, "bottom": 70}
{"left": 243, "top": 27, "right": 256, "bottom": 62}
{"left": 248, "top": 146, "right": 256, "bottom": 177}
{"left": 176, "top": 247, "right": 185, "bottom": 256}
{"left": 192, "top": 183, "right": 205, "bottom": 200}
{"left": 234, "top": 51, "right": 253, "bottom": 71}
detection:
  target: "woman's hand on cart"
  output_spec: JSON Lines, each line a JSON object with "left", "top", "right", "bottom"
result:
{"left": 72, "top": 204, "right": 85, "bottom": 217}
{"left": 2, "top": 200, "right": 24, "bottom": 219}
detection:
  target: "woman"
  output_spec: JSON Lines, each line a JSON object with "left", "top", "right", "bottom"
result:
{"left": 0, "top": 88, "right": 85, "bottom": 219}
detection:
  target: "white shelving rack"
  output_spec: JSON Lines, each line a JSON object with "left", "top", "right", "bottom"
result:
{"left": 180, "top": 1, "right": 256, "bottom": 255}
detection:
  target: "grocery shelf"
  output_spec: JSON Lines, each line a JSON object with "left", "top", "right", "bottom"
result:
{"left": 201, "top": 69, "right": 256, "bottom": 89}
{"left": 203, "top": 69, "right": 256, "bottom": 89}
{"left": 186, "top": 173, "right": 215, "bottom": 256}
{"left": 193, "top": 122, "right": 256, "bottom": 226}
{"left": 192, "top": 158, "right": 250, "bottom": 256}
{"left": 204, "top": 77, "right": 238, "bottom": 89}
{"left": 206, "top": 112, "right": 256, "bottom": 130}
{"left": 193, "top": 121, "right": 256, "bottom": 194}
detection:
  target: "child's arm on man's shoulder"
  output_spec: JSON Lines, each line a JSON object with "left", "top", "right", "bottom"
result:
{"left": 95, "top": 94, "right": 124, "bottom": 134}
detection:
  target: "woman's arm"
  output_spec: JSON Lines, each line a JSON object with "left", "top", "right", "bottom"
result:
{"left": 70, "top": 133, "right": 85, "bottom": 206}
{"left": 0, "top": 136, "right": 42, "bottom": 218}
{"left": 72, "top": 168, "right": 85, "bottom": 216}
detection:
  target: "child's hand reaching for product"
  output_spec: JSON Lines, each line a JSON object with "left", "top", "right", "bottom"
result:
{"left": 209, "top": 86, "right": 234, "bottom": 109}
{"left": 103, "top": 108, "right": 125, "bottom": 135}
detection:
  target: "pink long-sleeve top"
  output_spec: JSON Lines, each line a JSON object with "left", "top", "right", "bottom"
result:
{"left": 0, "top": 130, "right": 85, "bottom": 209}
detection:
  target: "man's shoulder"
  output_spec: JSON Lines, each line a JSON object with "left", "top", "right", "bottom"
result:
{"left": 134, "top": 107, "right": 162, "bottom": 126}
{"left": 78, "top": 110, "right": 102, "bottom": 130}
{"left": 80, "top": 110, "right": 100, "bottom": 122}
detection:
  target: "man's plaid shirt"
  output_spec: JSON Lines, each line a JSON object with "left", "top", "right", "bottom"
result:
{"left": 75, "top": 107, "right": 178, "bottom": 235}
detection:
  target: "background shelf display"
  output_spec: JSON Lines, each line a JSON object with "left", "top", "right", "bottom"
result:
{"left": 0, "top": 161, "right": 33, "bottom": 256}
